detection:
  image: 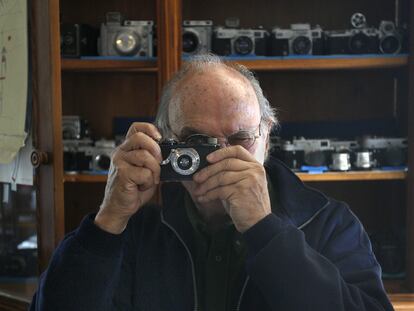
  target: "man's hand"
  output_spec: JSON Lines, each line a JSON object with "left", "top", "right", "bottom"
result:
{"left": 95, "top": 123, "right": 162, "bottom": 234}
{"left": 192, "top": 145, "right": 271, "bottom": 233}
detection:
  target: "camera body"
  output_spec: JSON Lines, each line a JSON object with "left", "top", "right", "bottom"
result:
{"left": 325, "top": 28, "right": 379, "bottom": 54}
{"left": 212, "top": 26, "right": 268, "bottom": 56}
{"left": 359, "top": 136, "right": 408, "bottom": 167}
{"left": 379, "top": 21, "right": 402, "bottom": 54}
{"left": 99, "top": 12, "right": 154, "bottom": 57}
{"left": 160, "top": 138, "right": 220, "bottom": 181}
{"left": 63, "top": 139, "right": 94, "bottom": 172}
{"left": 60, "top": 24, "right": 99, "bottom": 57}
{"left": 182, "top": 20, "right": 213, "bottom": 55}
{"left": 270, "top": 24, "right": 324, "bottom": 56}
{"left": 90, "top": 139, "right": 116, "bottom": 172}
{"left": 62, "top": 116, "right": 90, "bottom": 140}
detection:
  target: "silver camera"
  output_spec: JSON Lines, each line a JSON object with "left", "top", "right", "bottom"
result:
{"left": 182, "top": 20, "right": 213, "bottom": 55}
{"left": 271, "top": 24, "right": 323, "bottom": 56}
{"left": 212, "top": 26, "right": 268, "bottom": 56}
{"left": 91, "top": 139, "right": 116, "bottom": 172}
{"left": 99, "top": 12, "right": 154, "bottom": 57}
{"left": 379, "top": 21, "right": 402, "bottom": 54}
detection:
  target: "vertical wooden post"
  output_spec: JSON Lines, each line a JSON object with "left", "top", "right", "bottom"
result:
{"left": 31, "top": 0, "right": 65, "bottom": 272}
{"left": 406, "top": 0, "right": 414, "bottom": 292}
{"left": 156, "top": 0, "right": 182, "bottom": 93}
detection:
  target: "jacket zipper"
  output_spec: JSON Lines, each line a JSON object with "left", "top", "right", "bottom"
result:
{"left": 236, "top": 276, "right": 250, "bottom": 311}
{"left": 161, "top": 215, "right": 199, "bottom": 311}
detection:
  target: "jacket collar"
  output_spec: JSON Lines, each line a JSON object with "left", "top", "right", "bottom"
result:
{"left": 161, "top": 156, "right": 330, "bottom": 232}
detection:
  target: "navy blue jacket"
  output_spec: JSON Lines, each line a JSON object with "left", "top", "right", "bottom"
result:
{"left": 30, "top": 158, "right": 394, "bottom": 310}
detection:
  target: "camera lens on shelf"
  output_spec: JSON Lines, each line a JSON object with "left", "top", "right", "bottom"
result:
{"left": 292, "top": 36, "right": 312, "bottom": 55}
{"left": 183, "top": 31, "right": 200, "bottom": 54}
{"left": 115, "top": 31, "right": 141, "bottom": 56}
{"left": 380, "top": 36, "right": 401, "bottom": 54}
{"left": 349, "top": 32, "right": 369, "bottom": 54}
{"left": 234, "top": 36, "right": 253, "bottom": 55}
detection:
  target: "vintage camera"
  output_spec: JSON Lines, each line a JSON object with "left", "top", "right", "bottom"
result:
{"left": 212, "top": 26, "right": 268, "bottom": 56}
{"left": 63, "top": 139, "right": 93, "bottom": 172}
{"left": 90, "top": 139, "right": 115, "bottom": 172}
{"left": 273, "top": 137, "right": 334, "bottom": 170}
{"left": 99, "top": 12, "right": 154, "bottom": 57}
{"left": 182, "top": 20, "right": 213, "bottom": 55}
{"left": 325, "top": 13, "right": 379, "bottom": 55}
{"left": 62, "top": 116, "right": 90, "bottom": 140}
{"left": 270, "top": 24, "right": 324, "bottom": 56}
{"left": 379, "top": 21, "right": 402, "bottom": 54}
{"left": 329, "top": 140, "right": 359, "bottom": 171}
{"left": 359, "top": 136, "right": 408, "bottom": 167}
{"left": 160, "top": 136, "right": 220, "bottom": 181}
{"left": 61, "top": 24, "right": 99, "bottom": 57}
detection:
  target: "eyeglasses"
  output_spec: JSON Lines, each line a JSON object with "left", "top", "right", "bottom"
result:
{"left": 180, "top": 122, "right": 262, "bottom": 150}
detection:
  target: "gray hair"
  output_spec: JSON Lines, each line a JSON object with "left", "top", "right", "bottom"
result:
{"left": 155, "top": 53, "right": 278, "bottom": 138}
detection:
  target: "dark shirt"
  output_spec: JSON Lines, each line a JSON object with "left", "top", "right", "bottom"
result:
{"left": 184, "top": 174, "right": 276, "bottom": 311}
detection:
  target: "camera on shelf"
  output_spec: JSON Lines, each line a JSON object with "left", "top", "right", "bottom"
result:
{"left": 270, "top": 24, "right": 324, "bottom": 56}
{"left": 63, "top": 139, "right": 94, "bottom": 173}
{"left": 325, "top": 13, "right": 379, "bottom": 55}
{"left": 62, "top": 115, "right": 90, "bottom": 140}
{"left": 212, "top": 26, "right": 268, "bottom": 56}
{"left": 160, "top": 135, "right": 220, "bottom": 181}
{"left": 329, "top": 140, "right": 359, "bottom": 171}
{"left": 91, "top": 139, "right": 116, "bottom": 172}
{"left": 99, "top": 12, "right": 154, "bottom": 57}
{"left": 182, "top": 20, "right": 213, "bottom": 55}
{"left": 273, "top": 137, "right": 334, "bottom": 170}
{"left": 379, "top": 21, "right": 403, "bottom": 54}
{"left": 359, "top": 136, "right": 408, "bottom": 167}
{"left": 60, "top": 24, "right": 99, "bottom": 57}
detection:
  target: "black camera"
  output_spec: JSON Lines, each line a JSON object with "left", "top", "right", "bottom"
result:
{"left": 60, "top": 24, "right": 99, "bottom": 57}
{"left": 325, "top": 13, "right": 379, "bottom": 55}
{"left": 379, "top": 21, "right": 403, "bottom": 54}
{"left": 212, "top": 26, "right": 268, "bottom": 56}
{"left": 160, "top": 136, "right": 220, "bottom": 181}
{"left": 270, "top": 24, "right": 324, "bottom": 56}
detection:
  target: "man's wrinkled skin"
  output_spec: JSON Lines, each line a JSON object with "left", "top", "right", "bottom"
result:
{"left": 95, "top": 65, "right": 272, "bottom": 234}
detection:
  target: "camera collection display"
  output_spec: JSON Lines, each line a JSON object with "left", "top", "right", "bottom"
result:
{"left": 271, "top": 136, "right": 408, "bottom": 172}
{"left": 60, "top": 12, "right": 407, "bottom": 58}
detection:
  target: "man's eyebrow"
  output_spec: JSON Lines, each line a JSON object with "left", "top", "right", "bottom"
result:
{"left": 179, "top": 126, "right": 202, "bottom": 138}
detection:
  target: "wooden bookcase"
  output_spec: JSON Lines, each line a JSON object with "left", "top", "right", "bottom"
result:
{"left": 3, "top": 0, "right": 413, "bottom": 309}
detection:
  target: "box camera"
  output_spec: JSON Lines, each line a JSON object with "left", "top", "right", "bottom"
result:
{"left": 90, "top": 139, "right": 116, "bottom": 172}
{"left": 62, "top": 116, "right": 90, "bottom": 140}
{"left": 182, "top": 20, "right": 213, "bottom": 55}
{"left": 160, "top": 136, "right": 220, "bottom": 181}
{"left": 270, "top": 24, "right": 324, "bottom": 56}
{"left": 212, "top": 26, "right": 268, "bottom": 56}
{"left": 325, "top": 13, "right": 379, "bottom": 55}
{"left": 61, "top": 24, "right": 99, "bottom": 57}
{"left": 379, "top": 21, "right": 402, "bottom": 54}
{"left": 63, "top": 139, "right": 94, "bottom": 172}
{"left": 99, "top": 12, "right": 154, "bottom": 57}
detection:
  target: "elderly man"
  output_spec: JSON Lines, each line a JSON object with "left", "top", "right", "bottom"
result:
{"left": 31, "top": 54, "right": 393, "bottom": 311}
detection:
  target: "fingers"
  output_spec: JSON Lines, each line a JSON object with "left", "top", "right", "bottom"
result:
{"left": 126, "top": 122, "right": 162, "bottom": 141}
{"left": 121, "top": 149, "right": 161, "bottom": 184}
{"left": 193, "top": 171, "right": 247, "bottom": 197}
{"left": 122, "top": 165, "right": 155, "bottom": 191}
{"left": 207, "top": 145, "right": 255, "bottom": 163}
{"left": 197, "top": 183, "right": 238, "bottom": 204}
{"left": 193, "top": 158, "right": 250, "bottom": 184}
{"left": 120, "top": 131, "right": 162, "bottom": 162}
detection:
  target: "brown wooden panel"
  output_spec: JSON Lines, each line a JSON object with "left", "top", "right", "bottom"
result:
{"left": 257, "top": 70, "right": 402, "bottom": 123}
{"left": 60, "top": 0, "right": 156, "bottom": 25}
{"left": 306, "top": 180, "right": 406, "bottom": 233}
{"left": 61, "top": 72, "right": 158, "bottom": 138}
{"left": 183, "top": 0, "right": 405, "bottom": 29}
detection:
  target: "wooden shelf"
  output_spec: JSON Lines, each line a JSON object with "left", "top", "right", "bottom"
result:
{"left": 221, "top": 55, "right": 408, "bottom": 71}
{"left": 64, "top": 170, "right": 407, "bottom": 183}
{"left": 61, "top": 58, "right": 158, "bottom": 72}
{"left": 389, "top": 294, "right": 414, "bottom": 311}
{"left": 297, "top": 170, "right": 407, "bottom": 182}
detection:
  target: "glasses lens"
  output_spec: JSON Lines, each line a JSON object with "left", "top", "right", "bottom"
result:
{"left": 227, "top": 131, "right": 255, "bottom": 149}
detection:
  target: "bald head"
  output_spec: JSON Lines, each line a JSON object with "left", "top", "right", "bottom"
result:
{"left": 169, "top": 65, "right": 261, "bottom": 139}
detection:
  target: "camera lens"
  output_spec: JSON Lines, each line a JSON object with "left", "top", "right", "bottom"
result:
{"left": 234, "top": 36, "right": 253, "bottom": 55}
{"left": 380, "top": 36, "right": 401, "bottom": 54}
{"left": 292, "top": 36, "right": 312, "bottom": 55}
{"left": 177, "top": 154, "right": 192, "bottom": 170}
{"left": 95, "top": 154, "right": 111, "bottom": 170}
{"left": 183, "top": 31, "right": 200, "bottom": 54}
{"left": 114, "top": 31, "right": 141, "bottom": 56}
{"left": 349, "top": 33, "right": 369, "bottom": 54}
